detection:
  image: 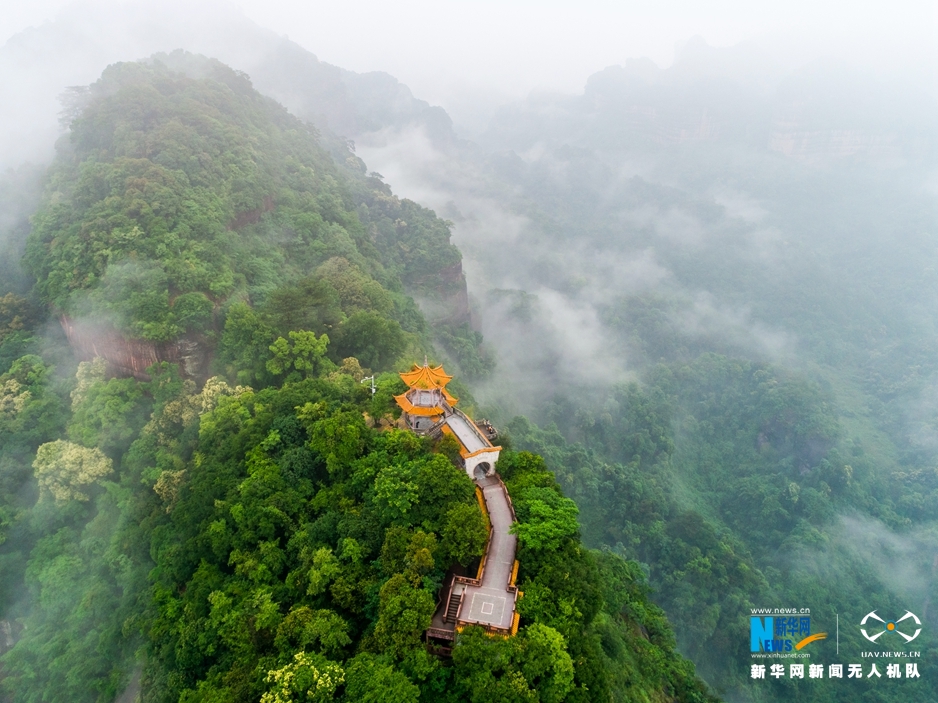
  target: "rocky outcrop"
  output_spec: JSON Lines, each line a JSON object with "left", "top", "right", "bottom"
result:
{"left": 0, "top": 619, "right": 19, "bottom": 656}
{"left": 60, "top": 317, "right": 211, "bottom": 381}
{"left": 412, "top": 260, "right": 472, "bottom": 328}
{"left": 228, "top": 195, "right": 275, "bottom": 230}
{"left": 768, "top": 123, "right": 901, "bottom": 164}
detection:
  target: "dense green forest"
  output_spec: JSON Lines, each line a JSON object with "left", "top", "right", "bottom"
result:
{"left": 0, "top": 56, "right": 715, "bottom": 703}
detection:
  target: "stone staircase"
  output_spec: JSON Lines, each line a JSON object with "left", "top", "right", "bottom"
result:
{"left": 444, "top": 589, "right": 462, "bottom": 623}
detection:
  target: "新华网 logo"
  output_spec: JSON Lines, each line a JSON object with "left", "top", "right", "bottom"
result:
{"left": 751, "top": 616, "right": 828, "bottom": 653}
{"left": 860, "top": 611, "right": 921, "bottom": 644}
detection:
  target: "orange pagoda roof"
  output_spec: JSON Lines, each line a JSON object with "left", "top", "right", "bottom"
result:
{"left": 394, "top": 393, "right": 446, "bottom": 416}
{"left": 400, "top": 363, "right": 454, "bottom": 391}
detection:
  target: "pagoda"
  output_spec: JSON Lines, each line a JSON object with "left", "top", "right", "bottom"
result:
{"left": 395, "top": 362, "right": 502, "bottom": 480}
{"left": 394, "top": 363, "right": 458, "bottom": 432}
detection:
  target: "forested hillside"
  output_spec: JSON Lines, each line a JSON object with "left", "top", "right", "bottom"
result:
{"left": 23, "top": 53, "right": 482, "bottom": 375}
{"left": 0, "top": 55, "right": 714, "bottom": 703}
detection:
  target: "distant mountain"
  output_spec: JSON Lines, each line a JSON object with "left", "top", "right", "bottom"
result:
{"left": 0, "top": 1, "right": 456, "bottom": 171}
{"left": 480, "top": 40, "right": 938, "bottom": 165}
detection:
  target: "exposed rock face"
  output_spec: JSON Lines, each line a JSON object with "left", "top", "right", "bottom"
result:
{"left": 412, "top": 260, "right": 472, "bottom": 328}
{"left": 228, "top": 195, "right": 275, "bottom": 230}
{"left": 0, "top": 620, "right": 19, "bottom": 656}
{"left": 60, "top": 317, "right": 211, "bottom": 381}
{"left": 768, "top": 122, "right": 901, "bottom": 164}
{"left": 437, "top": 261, "right": 472, "bottom": 325}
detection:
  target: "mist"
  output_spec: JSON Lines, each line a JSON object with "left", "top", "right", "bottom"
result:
{"left": 2, "top": 1, "right": 938, "bottom": 700}
{"left": 2, "top": 0, "right": 936, "bottom": 167}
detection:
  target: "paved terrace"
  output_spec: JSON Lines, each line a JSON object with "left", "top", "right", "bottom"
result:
{"left": 429, "top": 474, "right": 519, "bottom": 636}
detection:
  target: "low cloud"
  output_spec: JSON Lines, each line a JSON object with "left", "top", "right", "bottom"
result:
{"left": 676, "top": 292, "right": 796, "bottom": 362}
{"left": 832, "top": 514, "right": 938, "bottom": 612}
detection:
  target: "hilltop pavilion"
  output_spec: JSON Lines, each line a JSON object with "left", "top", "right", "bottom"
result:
{"left": 395, "top": 363, "right": 502, "bottom": 479}
{"left": 394, "top": 363, "right": 457, "bottom": 432}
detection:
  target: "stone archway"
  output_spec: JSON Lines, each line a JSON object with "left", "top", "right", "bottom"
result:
{"left": 473, "top": 462, "right": 491, "bottom": 480}
{"left": 464, "top": 450, "right": 500, "bottom": 480}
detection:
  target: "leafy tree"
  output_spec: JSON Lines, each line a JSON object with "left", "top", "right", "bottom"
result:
{"left": 266, "top": 330, "right": 330, "bottom": 379}
{"left": 218, "top": 301, "right": 277, "bottom": 385}
{"left": 301, "top": 404, "right": 369, "bottom": 477}
{"left": 343, "top": 654, "right": 420, "bottom": 703}
{"left": 32, "top": 440, "right": 113, "bottom": 503}
{"left": 440, "top": 502, "right": 488, "bottom": 566}
{"left": 450, "top": 626, "right": 537, "bottom": 703}
{"left": 262, "top": 278, "right": 342, "bottom": 338}
{"left": 70, "top": 357, "right": 107, "bottom": 408}
{"left": 173, "top": 292, "right": 215, "bottom": 332}
{"left": 306, "top": 548, "right": 341, "bottom": 596}
{"left": 332, "top": 311, "right": 406, "bottom": 370}
{"left": 68, "top": 371, "right": 148, "bottom": 456}
{"left": 511, "top": 486, "right": 580, "bottom": 552}
{"left": 274, "top": 607, "right": 352, "bottom": 657}
{"left": 315, "top": 257, "right": 393, "bottom": 316}
{"left": 435, "top": 321, "right": 495, "bottom": 379}
{"left": 372, "top": 574, "right": 436, "bottom": 659}
{"left": 515, "top": 624, "right": 575, "bottom": 703}
{"left": 260, "top": 652, "right": 344, "bottom": 703}
{"left": 374, "top": 463, "right": 420, "bottom": 524}
{"left": 0, "top": 293, "right": 37, "bottom": 346}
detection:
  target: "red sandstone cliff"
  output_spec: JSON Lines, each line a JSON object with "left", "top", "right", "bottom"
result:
{"left": 60, "top": 317, "right": 211, "bottom": 381}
